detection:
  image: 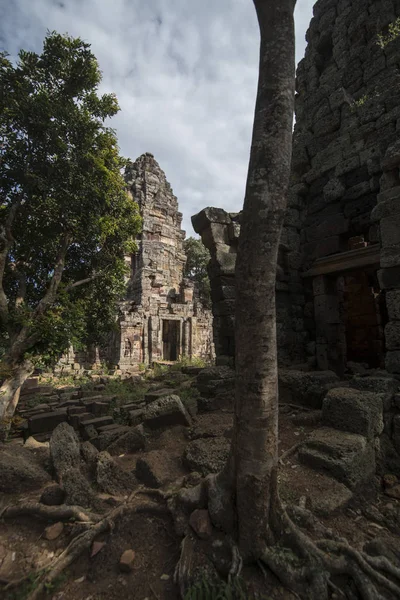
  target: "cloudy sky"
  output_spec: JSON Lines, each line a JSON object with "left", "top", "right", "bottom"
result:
{"left": 1, "top": 0, "right": 314, "bottom": 236}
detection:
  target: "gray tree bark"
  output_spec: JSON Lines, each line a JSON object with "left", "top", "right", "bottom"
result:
{"left": 232, "top": 0, "right": 296, "bottom": 560}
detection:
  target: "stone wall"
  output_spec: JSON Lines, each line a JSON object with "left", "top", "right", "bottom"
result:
{"left": 192, "top": 208, "right": 304, "bottom": 367}
{"left": 194, "top": 0, "right": 400, "bottom": 375}
{"left": 114, "top": 154, "right": 214, "bottom": 371}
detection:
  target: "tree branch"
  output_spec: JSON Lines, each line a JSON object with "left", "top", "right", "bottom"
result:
{"left": 65, "top": 271, "right": 102, "bottom": 291}
{"left": 0, "top": 195, "right": 23, "bottom": 328}
{"left": 33, "top": 232, "right": 71, "bottom": 318}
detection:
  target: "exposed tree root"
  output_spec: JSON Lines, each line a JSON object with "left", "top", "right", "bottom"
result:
{"left": 173, "top": 479, "right": 400, "bottom": 600}
{"left": 0, "top": 502, "right": 98, "bottom": 523}
{"left": 0, "top": 489, "right": 170, "bottom": 600}
{"left": 278, "top": 441, "right": 304, "bottom": 465}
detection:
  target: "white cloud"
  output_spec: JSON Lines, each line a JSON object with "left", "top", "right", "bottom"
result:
{"left": 0, "top": 0, "right": 314, "bottom": 235}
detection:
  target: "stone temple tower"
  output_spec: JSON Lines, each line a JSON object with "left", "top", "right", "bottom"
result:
{"left": 114, "top": 153, "right": 213, "bottom": 370}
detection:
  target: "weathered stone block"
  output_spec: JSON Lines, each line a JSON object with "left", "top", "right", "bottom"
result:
{"left": 278, "top": 369, "right": 340, "bottom": 408}
{"left": 349, "top": 376, "right": 398, "bottom": 410}
{"left": 143, "top": 394, "right": 192, "bottom": 429}
{"left": 381, "top": 244, "right": 400, "bottom": 268}
{"left": 385, "top": 322, "right": 400, "bottom": 350}
{"left": 386, "top": 290, "right": 400, "bottom": 320}
{"left": 298, "top": 428, "right": 375, "bottom": 490}
{"left": 380, "top": 214, "right": 400, "bottom": 247}
{"left": 377, "top": 267, "right": 400, "bottom": 290}
{"left": 393, "top": 415, "right": 400, "bottom": 454}
{"left": 28, "top": 410, "right": 68, "bottom": 435}
{"left": 386, "top": 351, "right": 400, "bottom": 374}
{"left": 322, "top": 387, "right": 383, "bottom": 438}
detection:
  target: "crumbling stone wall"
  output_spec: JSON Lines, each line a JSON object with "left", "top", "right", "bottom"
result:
{"left": 192, "top": 208, "right": 304, "bottom": 367}
{"left": 195, "top": 0, "right": 400, "bottom": 375}
{"left": 292, "top": 0, "right": 400, "bottom": 373}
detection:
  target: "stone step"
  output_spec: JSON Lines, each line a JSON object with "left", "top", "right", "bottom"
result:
{"left": 28, "top": 409, "right": 68, "bottom": 434}
{"left": 298, "top": 427, "right": 375, "bottom": 490}
{"left": 97, "top": 423, "right": 124, "bottom": 433}
{"left": 322, "top": 387, "right": 384, "bottom": 438}
{"left": 79, "top": 416, "right": 114, "bottom": 430}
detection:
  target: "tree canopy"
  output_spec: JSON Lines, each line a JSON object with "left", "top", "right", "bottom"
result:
{"left": 0, "top": 31, "right": 141, "bottom": 375}
{"left": 183, "top": 236, "right": 211, "bottom": 308}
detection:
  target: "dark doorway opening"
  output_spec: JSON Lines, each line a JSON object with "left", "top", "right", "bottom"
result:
{"left": 341, "top": 270, "right": 385, "bottom": 368}
{"left": 162, "top": 320, "right": 180, "bottom": 361}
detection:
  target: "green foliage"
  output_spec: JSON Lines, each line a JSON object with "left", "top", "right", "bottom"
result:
{"left": 184, "top": 576, "right": 269, "bottom": 600}
{"left": 377, "top": 17, "right": 400, "bottom": 48}
{"left": 0, "top": 32, "right": 141, "bottom": 368}
{"left": 183, "top": 237, "right": 211, "bottom": 308}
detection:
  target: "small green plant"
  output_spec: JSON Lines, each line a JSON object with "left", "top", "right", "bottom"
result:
{"left": 138, "top": 362, "right": 146, "bottom": 371}
{"left": 184, "top": 576, "right": 269, "bottom": 600}
{"left": 377, "top": 17, "right": 400, "bottom": 48}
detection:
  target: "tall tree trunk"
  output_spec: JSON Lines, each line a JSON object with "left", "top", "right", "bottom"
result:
{"left": 232, "top": 0, "right": 296, "bottom": 560}
{"left": 0, "top": 359, "right": 34, "bottom": 441}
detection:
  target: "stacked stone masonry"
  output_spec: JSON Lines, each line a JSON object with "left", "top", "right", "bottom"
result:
{"left": 59, "top": 153, "right": 214, "bottom": 374}
{"left": 195, "top": 0, "right": 400, "bottom": 378}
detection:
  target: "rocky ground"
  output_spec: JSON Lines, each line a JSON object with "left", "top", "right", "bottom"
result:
{"left": 1, "top": 364, "right": 400, "bottom": 599}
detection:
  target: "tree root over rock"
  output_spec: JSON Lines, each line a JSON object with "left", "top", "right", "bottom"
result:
{"left": 173, "top": 478, "right": 400, "bottom": 600}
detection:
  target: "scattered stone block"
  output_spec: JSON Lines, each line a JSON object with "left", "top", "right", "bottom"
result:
{"left": 322, "top": 387, "right": 384, "bottom": 438}
{"left": 79, "top": 416, "right": 113, "bottom": 430}
{"left": 279, "top": 370, "right": 340, "bottom": 408}
{"left": 189, "top": 509, "right": 213, "bottom": 539}
{"left": 93, "top": 426, "right": 131, "bottom": 451}
{"left": 129, "top": 409, "right": 145, "bottom": 426}
{"left": 107, "top": 426, "right": 146, "bottom": 456}
{"left": 96, "top": 451, "right": 137, "bottom": 494}
{"left": 28, "top": 410, "right": 68, "bottom": 434}
{"left": 50, "top": 422, "right": 81, "bottom": 475}
{"left": 298, "top": 428, "right": 375, "bottom": 490}
{"left": 40, "top": 485, "right": 66, "bottom": 506}
{"left": 44, "top": 522, "right": 64, "bottom": 540}
{"left": 184, "top": 438, "right": 230, "bottom": 476}
{"left": 144, "top": 389, "right": 172, "bottom": 404}
{"left": 135, "top": 450, "right": 179, "bottom": 488}
{"left": 143, "top": 395, "right": 192, "bottom": 429}
{"left": 119, "top": 549, "right": 135, "bottom": 573}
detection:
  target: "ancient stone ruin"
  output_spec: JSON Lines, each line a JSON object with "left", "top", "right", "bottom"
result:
{"left": 59, "top": 153, "right": 214, "bottom": 374}
{"left": 194, "top": 0, "right": 400, "bottom": 377}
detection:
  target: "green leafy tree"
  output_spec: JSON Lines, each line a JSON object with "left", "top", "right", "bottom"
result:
{"left": 0, "top": 32, "right": 141, "bottom": 432}
{"left": 183, "top": 236, "right": 211, "bottom": 308}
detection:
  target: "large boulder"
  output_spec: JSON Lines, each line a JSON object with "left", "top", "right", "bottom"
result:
{"left": 0, "top": 446, "right": 50, "bottom": 493}
{"left": 322, "top": 387, "right": 384, "bottom": 438}
{"left": 96, "top": 451, "right": 137, "bottom": 494}
{"left": 142, "top": 395, "right": 192, "bottom": 429}
{"left": 184, "top": 438, "right": 230, "bottom": 476}
{"left": 298, "top": 428, "right": 375, "bottom": 490}
{"left": 50, "top": 422, "right": 81, "bottom": 476}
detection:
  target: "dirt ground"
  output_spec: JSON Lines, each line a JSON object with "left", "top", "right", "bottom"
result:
{"left": 1, "top": 376, "right": 399, "bottom": 600}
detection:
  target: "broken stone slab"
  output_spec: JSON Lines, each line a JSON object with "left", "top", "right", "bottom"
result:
{"left": 308, "top": 475, "right": 353, "bottom": 517}
{"left": 298, "top": 428, "right": 375, "bottom": 490}
{"left": 79, "top": 416, "right": 113, "bottom": 430}
{"left": 0, "top": 446, "right": 51, "bottom": 493}
{"left": 278, "top": 370, "right": 341, "bottom": 408}
{"left": 129, "top": 409, "right": 145, "bottom": 426}
{"left": 144, "top": 388, "right": 172, "bottom": 404}
{"left": 142, "top": 395, "right": 192, "bottom": 429}
{"left": 106, "top": 426, "right": 146, "bottom": 456}
{"left": 28, "top": 409, "right": 68, "bottom": 434}
{"left": 322, "top": 387, "right": 384, "bottom": 438}
{"left": 80, "top": 441, "right": 99, "bottom": 478}
{"left": 184, "top": 437, "right": 230, "bottom": 476}
{"left": 96, "top": 451, "right": 137, "bottom": 495}
{"left": 93, "top": 426, "right": 131, "bottom": 451}
{"left": 135, "top": 450, "right": 180, "bottom": 488}
{"left": 62, "top": 467, "right": 96, "bottom": 507}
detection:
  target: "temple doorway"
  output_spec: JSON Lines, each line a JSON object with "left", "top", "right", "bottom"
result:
{"left": 162, "top": 320, "right": 180, "bottom": 361}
